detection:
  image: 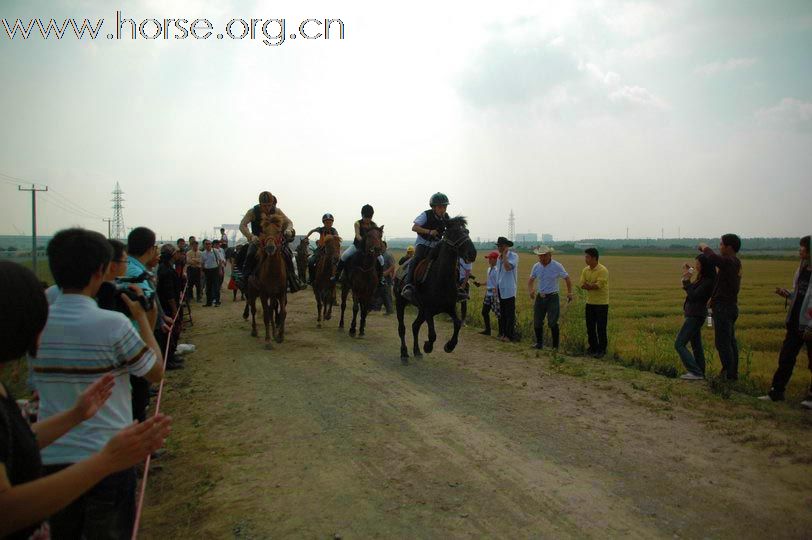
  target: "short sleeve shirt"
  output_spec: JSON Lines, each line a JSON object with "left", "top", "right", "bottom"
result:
{"left": 530, "top": 260, "right": 569, "bottom": 294}
{"left": 459, "top": 259, "right": 472, "bottom": 281}
{"left": 29, "top": 294, "right": 157, "bottom": 465}
{"left": 496, "top": 251, "right": 519, "bottom": 299}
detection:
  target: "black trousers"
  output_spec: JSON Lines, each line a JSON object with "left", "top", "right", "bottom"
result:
{"left": 481, "top": 299, "right": 493, "bottom": 334}
{"left": 204, "top": 267, "right": 220, "bottom": 304}
{"left": 712, "top": 302, "right": 739, "bottom": 380}
{"left": 585, "top": 304, "right": 609, "bottom": 353}
{"left": 769, "top": 322, "right": 812, "bottom": 399}
{"left": 130, "top": 375, "right": 150, "bottom": 423}
{"left": 187, "top": 267, "right": 201, "bottom": 300}
{"left": 498, "top": 296, "right": 516, "bottom": 340}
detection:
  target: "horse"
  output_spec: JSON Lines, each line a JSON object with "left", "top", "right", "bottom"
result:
{"left": 295, "top": 238, "right": 310, "bottom": 286}
{"left": 312, "top": 234, "right": 341, "bottom": 327}
{"left": 338, "top": 226, "right": 384, "bottom": 337}
{"left": 394, "top": 216, "right": 477, "bottom": 364}
{"left": 242, "top": 214, "right": 288, "bottom": 349}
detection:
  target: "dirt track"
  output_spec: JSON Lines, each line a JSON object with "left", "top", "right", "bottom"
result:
{"left": 141, "top": 289, "right": 812, "bottom": 539}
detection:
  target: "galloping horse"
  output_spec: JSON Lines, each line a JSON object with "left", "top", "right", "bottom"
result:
{"left": 394, "top": 216, "right": 477, "bottom": 363}
{"left": 312, "top": 234, "right": 341, "bottom": 327}
{"left": 339, "top": 226, "right": 384, "bottom": 337}
{"left": 242, "top": 214, "right": 288, "bottom": 349}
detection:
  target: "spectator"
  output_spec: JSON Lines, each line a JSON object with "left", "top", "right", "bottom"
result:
{"left": 213, "top": 239, "right": 226, "bottom": 301}
{"left": 186, "top": 239, "right": 203, "bottom": 302}
{"left": 675, "top": 254, "right": 716, "bottom": 380}
{"left": 399, "top": 245, "right": 415, "bottom": 266}
{"left": 761, "top": 235, "right": 812, "bottom": 406}
{"left": 220, "top": 228, "right": 228, "bottom": 245}
{"left": 473, "top": 251, "right": 499, "bottom": 336}
{"left": 95, "top": 239, "right": 130, "bottom": 311}
{"left": 379, "top": 241, "right": 396, "bottom": 315}
{"left": 458, "top": 257, "right": 473, "bottom": 324}
{"left": 201, "top": 239, "right": 221, "bottom": 307}
{"left": 157, "top": 244, "right": 184, "bottom": 370}
{"left": 579, "top": 247, "right": 609, "bottom": 358}
{"left": 0, "top": 260, "right": 171, "bottom": 540}
{"left": 528, "top": 246, "right": 573, "bottom": 351}
{"left": 699, "top": 234, "right": 742, "bottom": 380}
{"left": 175, "top": 238, "right": 188, "bottom": 277}
{"left": 28, "top": 229, "right": 166, "bottom": 538}
{"left": 495, "top": 237, "right": 519, "bottom": 342}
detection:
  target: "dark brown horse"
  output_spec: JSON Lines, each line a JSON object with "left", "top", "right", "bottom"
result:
{"left": 312, "top": 234, "right": 341, "bottom": 327}
{"left": 339, "top": 226, "right": 384, "bottom": 337}
{"left": 242, "top": 214, "right": 287, "bottom": 349}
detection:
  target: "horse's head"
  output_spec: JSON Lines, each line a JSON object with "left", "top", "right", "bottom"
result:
{"left": 443, "top": 216, "right": 476, "bottom": 263}
{"left": 260, "top": 214, "right": 283, "bottom": 256}
{"left": 365, "top": 226, "right": 384, "bottom": 256}
{"left": 323, "top": 234, "right": 342, "bottom": 259}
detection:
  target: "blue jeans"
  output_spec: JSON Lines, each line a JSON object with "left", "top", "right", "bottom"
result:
{"left": 675, "top": 316, "right": 706, "bottom": 376}
{"left": 712, "top": 302, "right": 739, "bottom": 380}
{"left": 44, "top": 465, "right": 137, "bottom": 540}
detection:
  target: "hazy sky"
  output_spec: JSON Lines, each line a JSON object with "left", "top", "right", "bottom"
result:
{"left": 1, "top": 0, "right": 810, "bottom": 242}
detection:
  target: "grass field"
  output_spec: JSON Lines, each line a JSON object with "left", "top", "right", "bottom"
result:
{"left": 391, "top": 249, "right": 805, "bottom": 399}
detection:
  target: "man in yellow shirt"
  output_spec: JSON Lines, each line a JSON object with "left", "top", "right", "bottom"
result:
{"left": 579, "top": 247, "right": 609, "bottom": 358}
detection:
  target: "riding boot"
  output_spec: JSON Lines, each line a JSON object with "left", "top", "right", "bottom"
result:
{"left": 308, "top": 262, "right": 316, "bottom": 284}
{"left": 284, "top": 253, "right": 302, "bottom": 293}
{"left": 331, "top": 259, "right": 345, "bottom": 283}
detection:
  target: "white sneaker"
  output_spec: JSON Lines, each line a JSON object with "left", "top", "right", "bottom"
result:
{"left": 680, "top": 373, "right": 704, "bottom": 380}
{"left": 175, "top": 344, "right": 196, "bottom": 354}
{"left": 801, "top": 399, "right": 812, "bottom": 410}
{"left": 757, "top": 395, "right": 773, "bottom": 401}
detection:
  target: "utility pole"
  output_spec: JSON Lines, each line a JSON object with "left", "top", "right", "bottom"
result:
{"left": 508, "top": 209, "right": 515, "bottom": 242}
{"left": 18, "top": 184, "right": 48, "bottom": 274}
{"left": 103, "top": 218, "right": 113, "bottom": 239}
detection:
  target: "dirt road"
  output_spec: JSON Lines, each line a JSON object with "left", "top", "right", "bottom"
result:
{"left": 141, "top": 290, "right": 812, "bottom": 539}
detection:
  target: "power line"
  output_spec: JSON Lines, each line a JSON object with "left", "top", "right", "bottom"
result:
{"left": 48, "top": 187, "right": 105, "bottom": 219}
{"left": 40, "top": 192, "right": 100, "bottom": 221}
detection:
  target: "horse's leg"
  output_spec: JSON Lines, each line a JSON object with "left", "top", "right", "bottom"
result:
{"left": 315, "top": 287, "right": 322, "bottom": 328}
{"left": 444, "top": 307, "right": 462, "bottom": 353}
{"left": 358, "top": 301, "right": 367, "bottom": 337}
{"left": 276, "top": 295, "right": 286, "bottom": 343}
{"left": 261, "top": 296, "right": 272, "bottom": 349}
{"left": 250, "top": 297, "right": 258, "bottom": 338}
{"left": 412, "top": 310, "right": 426, "bottom": 358}
{"left": 424, "top": 313, "right": 437, "bottom": 354}
{"left": 396, "top": 296, "right": 409, "bottom": 362}
{"left": 339, "top": 286, "right": 348, "bottom": 329}
{"left": 349, "top": 296, "right": 358, "bottom": 337}
{"left": 325, "top": 286, "right": 334, "bottom": 320}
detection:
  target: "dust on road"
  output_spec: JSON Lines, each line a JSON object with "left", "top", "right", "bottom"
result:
{"left": 141, "top": 289, "right": 812, "bottom": 539}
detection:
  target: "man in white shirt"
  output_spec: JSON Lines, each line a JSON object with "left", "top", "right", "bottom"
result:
{"left": 528, "top": 246, "right": 573, "bottom": 350}
{"left": 495, "top": 236, "right": 519, "bottom": 342}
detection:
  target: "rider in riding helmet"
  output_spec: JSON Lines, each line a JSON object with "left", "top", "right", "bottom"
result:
{"left": 239, "top": 190, "right": 303, "bottom": 293}
{"left": 332, "top": 204, "right": 384, "bottom": 283}
{"left": 400, "top": 192, "right": 450, "bottom": 302}
{"left": 305, "top": 213, "right": 339, "bottom": 284}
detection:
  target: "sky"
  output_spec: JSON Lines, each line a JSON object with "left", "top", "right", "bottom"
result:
{"left": 1, "top": 0, "right": 810, "bottom": 243}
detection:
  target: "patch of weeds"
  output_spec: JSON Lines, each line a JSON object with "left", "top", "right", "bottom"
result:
{"left": 659, "top": 384, "right": 673, "bottom": 402}
{"left": 708, "top": 374, "right": 733, "bottom": 399}
{"left": 630, "top": 381, "right": 647, "bottom": 392}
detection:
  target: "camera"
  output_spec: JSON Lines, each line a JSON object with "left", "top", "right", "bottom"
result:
{"left": 96, "top": 271, "right": 155, "bottom": 317}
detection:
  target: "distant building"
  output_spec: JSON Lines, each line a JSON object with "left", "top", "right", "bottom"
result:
{"left": 542, "top": 233, "right": 553, "bottom": 243}
{"left": 514, "top": 233, "right": 537, "bottom": 244}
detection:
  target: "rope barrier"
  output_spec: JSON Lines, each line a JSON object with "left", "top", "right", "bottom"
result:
{"left": 131, "top": 282, "right": 189, "bottom": 540}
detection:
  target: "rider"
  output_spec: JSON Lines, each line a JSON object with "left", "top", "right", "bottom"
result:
{"left": 400, "top": 192, "right": 450, "bottom": 302}
{"left": 239, "top": 190, "right": 302, "bottom": 293}
{"left": 332, "top": 204, "right": 384, "bottom": 283}
{"left": 305, "top": 213, "right": 339, "bottom": 284}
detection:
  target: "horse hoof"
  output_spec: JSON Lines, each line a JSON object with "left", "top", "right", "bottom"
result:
{"left": 349, "top": 329, "right": 356, "bottom": 337}
{"left": 444, "top": 342, "right": 455, "bottom": 353}
{"left": 423, "top": 342, "right": 433, "bottom": 354}
{"left": 401, "top": 357, "right": 409, "bottom": 365}
{"left": 359, "top": 331, "right": 365, "bottom": 337}
{"left": 413, "top": 351, "right": 423, "bottom": 358}
{"left": 251, "top": 330, "right": 258, "bottom": 337}
{"left": 325, "top": 314, "right": 332, "bottom": 320}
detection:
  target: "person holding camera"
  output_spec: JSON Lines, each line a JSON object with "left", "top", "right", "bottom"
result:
{"left": 0, "top": 260, "right": 172, "bottom": 540}
{"left": 675, "top": 254, "right": 716, "bottom": 380}
{"left": 760, "top": 235, "right": 812, "bottom": 407}
{"left": 27, "top": 228, "right": 166, "bottom": 538}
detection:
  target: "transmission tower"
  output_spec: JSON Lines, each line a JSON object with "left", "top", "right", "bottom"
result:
{"left": 508, "top": 209, "right": 515, "bottom": 242}
{"left": 111, "top": 183, "right": 126, "bottom": 240}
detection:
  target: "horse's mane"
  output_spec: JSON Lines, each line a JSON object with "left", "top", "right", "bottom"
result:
{"left": 447, "top": 215, "right": 467, "bottom": 228}
{"left": 322, "top": 234, "right": 342, "bottom": 249}
{"left": 260, "top": 214, "right": 283, "bottom": 235}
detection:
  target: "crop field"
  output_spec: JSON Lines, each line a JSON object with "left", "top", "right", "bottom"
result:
{"left": 448, "top": 251, "right": 805, "bottom": 398}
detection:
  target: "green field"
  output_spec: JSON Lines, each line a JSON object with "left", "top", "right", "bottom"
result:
{"left": 394, "top": 250, "right": 806, "bottom": 399}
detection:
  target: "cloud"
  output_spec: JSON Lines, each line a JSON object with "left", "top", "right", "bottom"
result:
{"left": 583, "top": 62, "right": 669, "bottom": 110}
{"left": 755, "top": 98, "right": 812, "bottom": 127}
{"left": 695, "top": 57, "right": 758, "bottom": 76}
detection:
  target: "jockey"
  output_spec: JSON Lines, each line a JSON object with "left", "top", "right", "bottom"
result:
{"left": 400, "top": 192, "right": 450, "bottom": 302}
{"left": 305, "top": 213, "right": 339, "bottom": 284}
{"left": 238, "top": 190, "right": 303, "bottom": 293}
{"left": 332, "top": 204, "right": 384, "bottom": 283}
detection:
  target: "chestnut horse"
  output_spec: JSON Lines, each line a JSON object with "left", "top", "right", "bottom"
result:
{"left": 339, "top": 226, "right": 384, "bottom": 337}
{"left": 312, "top": 234, "right": 341, "bottom": 327}
{"left": 242, "top": 214, "right": 287, "bottom": 349}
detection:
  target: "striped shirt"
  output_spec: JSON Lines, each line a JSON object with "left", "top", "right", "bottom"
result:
{"left": 29, "top": 294, "right": 157, "bottom": 465}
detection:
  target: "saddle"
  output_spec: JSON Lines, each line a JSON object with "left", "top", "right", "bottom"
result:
{"left": 414, "top": 258, "right": 433, "bottom": 284}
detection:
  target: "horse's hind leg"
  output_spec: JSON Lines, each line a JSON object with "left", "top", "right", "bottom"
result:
{"left": 359, "top": 302, "right": 367, "bottom": 337}
{"left": 250, "top": 299, "right": 258, "bottom": 337}
{"left": 424, "top": 315, "right": 437, "bottom": 354}
{"left": 396, "top": 297, "right": 409, "bottom": 362}
{"left": 339, "top": 287, "right": 348, "bottom": 329}
{"left": 444, "top": 308, "right": 462, "bottom": 353}
{"left": 412, "top": 311, "right": 426, "bottom": 358}
{"left": 316, "top": 293, "right": 322, "bottom": 328}
{"left": 349, "top": 298, "right": 358, "bottom": 337}
{"left": 276, "top": 297, "right": 286, "bottom": 343}
{"left": 262, "top": 297, "right": 272, "bottom": 349}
